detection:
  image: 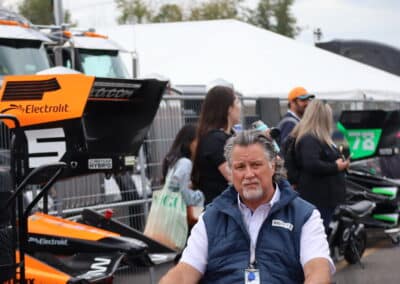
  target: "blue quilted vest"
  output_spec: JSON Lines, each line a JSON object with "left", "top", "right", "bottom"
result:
{"left": 201, "top": 180, "right": 315, "bottom": 284}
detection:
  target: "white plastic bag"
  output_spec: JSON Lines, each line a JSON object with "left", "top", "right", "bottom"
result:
{"left": 144, "top": 173, "right": 188, "bottom": 251}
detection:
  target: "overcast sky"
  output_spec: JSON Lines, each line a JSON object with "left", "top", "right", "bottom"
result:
{"left": 61, "top": 0, "right": 400, "bottom": 49}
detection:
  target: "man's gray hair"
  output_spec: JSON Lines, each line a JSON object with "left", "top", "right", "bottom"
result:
{"left": 224, "top": 129, "right": 286, "bottom": 183}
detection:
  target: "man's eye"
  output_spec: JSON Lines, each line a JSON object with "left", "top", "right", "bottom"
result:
{"left": 234, "top": 165, "right": 245, "bottom": 170}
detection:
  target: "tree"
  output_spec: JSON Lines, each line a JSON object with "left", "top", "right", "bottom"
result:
{"left": 113, "top": 0, "right": 298, "bottom": 38}
{"left": 115, "top": 0, "right": 152, "bottom": 24}
{"left": 18, "top": 0, "right": 75, "bottom": 25}
{"left": 18, "top": 0, "right": 53, "bottom": 25}
{"left": 246, "top": 0, "right": 299, "bottom": 38}
{"left": 189, "top": 0, "right": 242, "bottom": 21}
{"left": 273, "top": 0, "right": 298, "bottom": 38}
{"left": 245, "top": 0, "right": 274, "bottom": 30}
{"left": 63, "top": 9, "right": 77, "bottom": 27}
{"left": 115, "top": 0, "right": 246, "bottom": 23}
{"left": 152, "top": 4, "right": 183, "bottom": 23}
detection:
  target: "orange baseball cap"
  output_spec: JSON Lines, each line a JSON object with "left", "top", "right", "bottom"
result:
{"left": 288, "top": 87, "right": 315, "bottom": 101}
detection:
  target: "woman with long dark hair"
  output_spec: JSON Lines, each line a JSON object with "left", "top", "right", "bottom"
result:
{"left": 191, "top": 86, "right": 241, "bottom": 204}
{"left": 162, "top": 125, "right": 196, "bottom": 182}
{"left": 145, "top": 124, "right": 202, "bottom": 249}
{"left": 162, "top": 124, "right": 203, "bottom": 206}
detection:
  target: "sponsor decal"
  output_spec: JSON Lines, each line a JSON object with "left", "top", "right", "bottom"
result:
{"left": 25, "top": 128, "right": 66, "bottom": 168}
{"left": 80, "top": 257, "right": 111, "bottom": 279}
{"left": 89, "top": 79, "right": 142, "bottom": 101}
{"left": 1, "top": 103, "right": 70, "bottom": 114}
{"left": 272, "top": 219, "right": 293, "bottom": 231}
{"left": 0, "top": 103, "right": 24, "bottom": 113}
{"left": 0, "top": 78, "right": 68, "bottom": 115}
{"left": 337, "top": 122, "right": 382, "bottom": 159}
{"left": 88, "top": 158, "right": 113, "bottom": 170}
{"left": 28, "top": 236, "right": 68, "bottom": 246}
{"left": 0, "top": 74, "right": 93, "bottom": 127}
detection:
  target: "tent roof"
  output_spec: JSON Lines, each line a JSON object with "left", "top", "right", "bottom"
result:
{"left": 98, "top": 19, "right": 400, "bottom": 100}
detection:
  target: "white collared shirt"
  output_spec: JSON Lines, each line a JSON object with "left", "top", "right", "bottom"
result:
{"left": 287, "top": 110, "right": 301, "bottom": 121}
{"left": 238, "top": 186, "right": 278, "bottom": 264}
{"left": 180, "top": 185, "right": 335, "bottom": 274}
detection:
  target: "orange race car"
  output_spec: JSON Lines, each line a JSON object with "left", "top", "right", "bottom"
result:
{"left": 0, "top": 73, "right": 168, "bottom": 283}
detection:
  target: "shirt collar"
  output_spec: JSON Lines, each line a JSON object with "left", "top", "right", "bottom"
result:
{"left": 237, "top": 184, "right": 281, "bottom": 211}
{"left": 287, "top": 110, "right": 301, "bottom": 120}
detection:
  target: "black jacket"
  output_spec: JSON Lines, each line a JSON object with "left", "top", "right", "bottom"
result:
{"left": 195, "top": 129, "right": 231, "bottom": 204}
{"left": 296, "top": 134, "right": 346, "bottom": 208}
{"left": 277, "top": 112, "right": 300, "bottom": 152}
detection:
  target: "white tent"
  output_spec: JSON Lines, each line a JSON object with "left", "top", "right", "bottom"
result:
{"left": 98, "top": 19, "right": 400, "bottom": 100}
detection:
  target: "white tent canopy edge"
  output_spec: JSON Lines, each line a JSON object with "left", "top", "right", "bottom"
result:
{"left": 97, "top": 19, "right": 400, "bottom": 101}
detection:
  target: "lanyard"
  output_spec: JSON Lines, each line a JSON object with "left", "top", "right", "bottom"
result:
{"left": 250, "top": 242, "right": 256, "bottom": 265}
{"left": 246, "top": 260, "right": 260, "bottom": 283}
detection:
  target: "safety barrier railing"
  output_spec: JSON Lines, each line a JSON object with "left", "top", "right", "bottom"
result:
{"left": 0, "top": 95, "right": 399, "bottom": 282}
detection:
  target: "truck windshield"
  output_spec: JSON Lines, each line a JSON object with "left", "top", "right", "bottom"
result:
{"left": 77, "top": 49, "right": 130, "bottom": 79}
{"left": 0, "top": 39, "right": 50, "bottom": 76}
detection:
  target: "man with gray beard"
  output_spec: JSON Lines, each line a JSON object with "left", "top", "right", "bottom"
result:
{"left": 160, "top": 130, "right": 333, "bottom": 284}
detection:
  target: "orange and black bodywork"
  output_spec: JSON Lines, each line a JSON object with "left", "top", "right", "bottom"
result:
{"left": 27, "top": 212, "right": 152, "bottom": 265}
{"left": 18, "top": 250, "right": 123, "bottom": 284}
{"left": 0, "top": 73, "right": 167, "bottom": 283}
{"left": 0, "top": 73, "right": 167, "bottom": 182}
{"left": 22, "top": 212, "right": 151, "bottom": 284}
{"left": 0, "top": 210, "right": 152, "bottom": 284}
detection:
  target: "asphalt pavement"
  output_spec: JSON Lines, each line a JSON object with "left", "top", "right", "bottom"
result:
{"left": 333, "top": 228, "right": 400, "bottom": 284}
{"left": 115, "top": 228, "right": 400, "bottom": 283}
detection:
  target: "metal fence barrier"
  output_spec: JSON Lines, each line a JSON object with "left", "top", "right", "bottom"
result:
{"left": 0, "top": 94, "right": 399, "bottom": 282}
{"left": 41, "top": 95, "right": 400, "bottom": 231}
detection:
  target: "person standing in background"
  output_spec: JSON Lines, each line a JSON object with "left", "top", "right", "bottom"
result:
{"left": 191, "top": 85, "right": 241, "bottom": 205}
{"left": 161, "top": 124, "right": 204, "bottom": 208}
{"left": 277, "top": 86, "right": 314, "bottom": 154}
{"left": 291, "top": 100, "right": 349, "bottom": 231}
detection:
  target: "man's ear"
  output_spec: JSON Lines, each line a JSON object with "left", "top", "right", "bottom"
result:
{"left": 269, "top": 160, "right": 276, "bottom": 171}
{"left": 226, "top": 164, "right": 232, "bottom": 180}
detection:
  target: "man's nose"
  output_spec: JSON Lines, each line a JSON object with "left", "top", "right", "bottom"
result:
{"left": 244, "top": 165, "right": 255, "bottom": 177}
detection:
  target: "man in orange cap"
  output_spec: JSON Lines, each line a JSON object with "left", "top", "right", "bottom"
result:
{"left": 277, "top": 87, "right": 315, "bottom": 151}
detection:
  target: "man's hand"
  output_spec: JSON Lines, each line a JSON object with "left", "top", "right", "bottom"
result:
{"left": 303, "top": 257, "right": 332, "bottom": 284}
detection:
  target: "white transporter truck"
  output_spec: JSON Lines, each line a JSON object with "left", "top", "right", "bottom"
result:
{"left": 43, "top": 26, "right": 133, "bottom": 79}
{"left": 0, "top": 9, "right": 52, "bottom": 79}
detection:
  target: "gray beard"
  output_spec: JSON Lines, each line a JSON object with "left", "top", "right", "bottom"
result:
{"left": 242, "top": 186, "right": 264, "bottom": 201}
